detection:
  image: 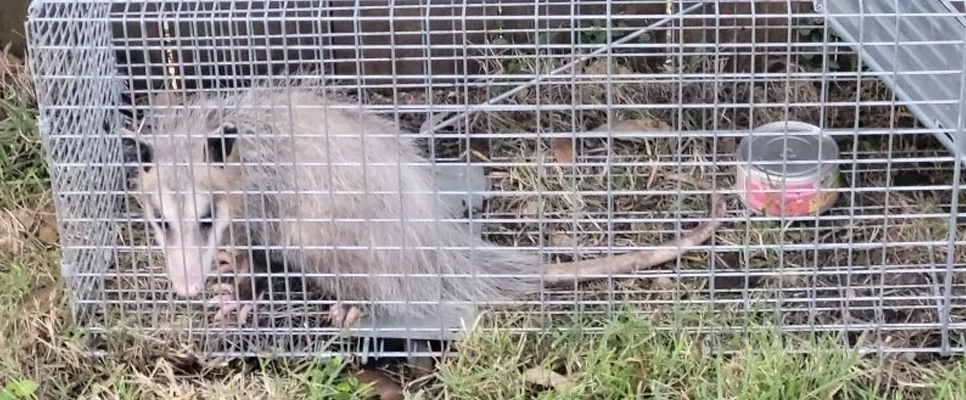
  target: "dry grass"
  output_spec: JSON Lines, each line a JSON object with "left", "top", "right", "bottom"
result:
{"left": 4, "top": 22, "right": 966, "bottom": 399}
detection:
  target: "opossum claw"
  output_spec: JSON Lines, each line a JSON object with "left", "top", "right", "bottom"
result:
{"left": 206, "top": 250, "right": 256, "bottom": 325}
{"left": 328, "top": 302, "right": 364, "bottom": 328}
{"left": 208, "top": 299, "right": 257, "bottom": 326}
{"left": 206, "top": 281, "right": 254, "bottom": 325}
{"left": 237, "top": 303, "right": 257, "bottom": 324}
{"left": 206, "top": 293, "right": 240, "bottom": 323}
{"left": 207, "top": 292, "right": 258, "bottom": 325}
{"left": 209, "top": 282, "right": 236, "bottom": 293}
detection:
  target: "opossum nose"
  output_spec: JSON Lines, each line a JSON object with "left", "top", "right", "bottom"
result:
{"left": 174, "top": 283, "right": 203, "bottom": 298}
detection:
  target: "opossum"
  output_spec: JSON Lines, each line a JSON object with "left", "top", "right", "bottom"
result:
{"left": 120, "top": 80, "right": 728, "bottom": 327}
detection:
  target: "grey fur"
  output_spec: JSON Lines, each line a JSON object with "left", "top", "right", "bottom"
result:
{"left": 125, "top": 79, "right": 726, "bottom": 322}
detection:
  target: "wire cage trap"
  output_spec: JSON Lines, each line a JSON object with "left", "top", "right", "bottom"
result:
{"left": 22, "top": 0, "right": 966, "bottom": 359}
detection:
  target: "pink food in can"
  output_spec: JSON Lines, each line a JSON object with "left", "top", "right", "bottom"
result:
{"left": 736, "top": 121, "right": 840, "bottom": 217}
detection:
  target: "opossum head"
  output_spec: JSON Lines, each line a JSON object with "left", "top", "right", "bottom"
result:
{"left": 121, "top": 122, "right": 241, "bottom": 298}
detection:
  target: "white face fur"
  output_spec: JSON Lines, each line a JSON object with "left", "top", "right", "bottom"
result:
{"left": 142, "top": 188, "right": 233, "bottom": 298}
{"left": 122, "top": 123, "right": 240, "bottom": 298}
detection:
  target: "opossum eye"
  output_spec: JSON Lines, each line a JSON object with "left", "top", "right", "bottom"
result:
{"left": 199, "top": 209, "right": 213, "bottom": 231}
{"left": 151, "top": 211, "right": 169, "bottom": 232}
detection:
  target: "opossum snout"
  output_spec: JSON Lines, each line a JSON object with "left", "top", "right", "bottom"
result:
{"left": 173, "top": 281, "right": 204, "bottom": 298}
{"left": 165, "top": 247, "right": 213, "bottom": 299}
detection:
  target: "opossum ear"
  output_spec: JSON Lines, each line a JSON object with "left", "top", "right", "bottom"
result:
{"left": 121, "top": 137, "right": 153, "bottom": 173}
{"left": 204, "top": 123, "right": 239, "bottom": 165}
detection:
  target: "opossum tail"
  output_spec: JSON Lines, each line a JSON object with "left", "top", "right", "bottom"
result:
{"left": 540, "top": 173, "right": 727, "bottom": 283}
{"left": 428, "top": 173, "right": 726, "bottom": 316}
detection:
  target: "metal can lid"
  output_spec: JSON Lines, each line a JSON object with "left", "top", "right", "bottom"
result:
{"left": 737, "top": 121, "right": 839, "bottom": 179}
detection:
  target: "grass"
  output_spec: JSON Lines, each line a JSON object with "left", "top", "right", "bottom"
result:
{"left": 437, "top": 310, "right": 966, "bottom": 399}
{"left": 3, "top": 38, "right": 966, "bottom": 399}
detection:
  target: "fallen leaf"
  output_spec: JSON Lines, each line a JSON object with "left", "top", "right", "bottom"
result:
{"left": 10, "top": 208, "right": 36, "bottom": 231}
{"left": 551, "top": 138, "right": 575, "bottom": 164}
{"left": 551, "top": 118, "right": 670, "bottom": 164}
{"left": 407, "top": 356, "right": 435, "bottom": 380}
{"left": 4, "top": 52, "right": 22, "bottom": 66}
{"left": 515, "top": 199, "right": 542, "bottom": 217}
{"left": 38, "top": 225, "right": 59, "bottom": 245}
{"left": 654, "top": 276, "right": 674, "bottom": 290}
{"left": 582, "top": 59, "right": 608, "bottom": 75}
{"left": 654, "top": 276, "right": 674, "bottom": 300}
{"left": 523, "top": 366, "right": 573, "bottom": 392}
{"left": 398, "top": 90, "right": 426, "bottom": 105}
{"left": 550, "top": 233, "right": 578, "bottom": 248}
{"left": 40, "top": 199, "right": 56, "bottom": 214}
{"left": 406, "top": 341, "right": 436, "bottom": 381}
{"left": 514, "top": 87, "right": 531, "bottom": 103}
{"left": 355, "top": 369, "right": 404, "bottom": 400}
{"left": 35, "top": 203, "right": 59, "bottom": 245}
{"left": 781, "top": 274, "right": 801, "bottom": 286}
{"left": 405, "top": 339, "right": 437, "bottom": 385}
{"left": 0, "top": 215, "right": 24, "bottom": 253}
{"left": 20, "top": 283, "right": 61, "bottom": 315}
{"left": 592, "top": 118, "right": 671, "bottom": 135}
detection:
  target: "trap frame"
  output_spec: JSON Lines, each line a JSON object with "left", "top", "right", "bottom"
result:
{"left": 23, "top": 0, "right": 966, "bottom": 359}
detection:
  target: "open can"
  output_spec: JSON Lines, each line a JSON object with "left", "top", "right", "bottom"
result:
{"left": 736, "top": 121, "right": 840, "bottom": 216}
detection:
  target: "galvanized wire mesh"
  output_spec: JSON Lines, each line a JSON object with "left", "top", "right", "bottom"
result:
{"left": 25, "top": 0, "right": 966, "bottom": 359}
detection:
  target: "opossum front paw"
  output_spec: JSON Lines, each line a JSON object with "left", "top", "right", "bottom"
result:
{"left": 206, "top": 293, "right": 240, "bottom": 323}
{"left": 206, "top": 283, "right": 256, "bottom": 325}
{"left": 327, "top": 302, "right": 364, "bottom": 328}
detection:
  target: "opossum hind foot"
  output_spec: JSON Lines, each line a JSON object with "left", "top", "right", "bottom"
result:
{"left": 327, "top": 302, "right": 365, "bottom": 328}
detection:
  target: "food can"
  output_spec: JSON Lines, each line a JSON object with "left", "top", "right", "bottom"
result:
{"left": 736, "top": 121, "right": 840, "bottom": 216}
